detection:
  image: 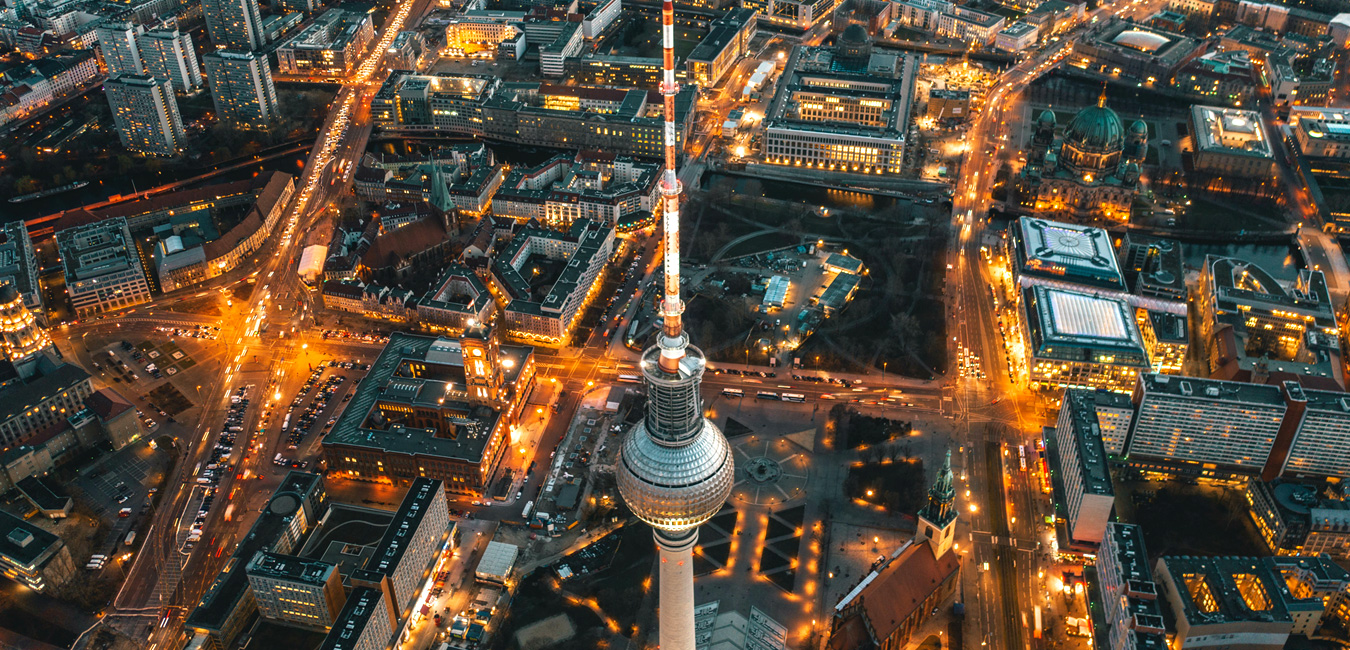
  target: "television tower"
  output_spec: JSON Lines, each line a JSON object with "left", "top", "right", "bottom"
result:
{"left": 615, "top": 0, "right": 735, "bottom": 647}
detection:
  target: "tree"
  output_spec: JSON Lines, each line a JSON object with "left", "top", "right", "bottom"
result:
{"left": 13, "top": 176, "right": 38, "bottom": 194}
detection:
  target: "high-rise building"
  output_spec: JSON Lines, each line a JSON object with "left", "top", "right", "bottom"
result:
{"left": 54, "top": 215, "right": 152, "bottom": 317}
{"left": 1051, "top": 390, "right": 1116, "bottom": 546}
{"left": 350, "top": 478, "right": 450, "bottom": 625}
{"left": 203, "top": 0, "right": 265, "bottom": 51}
{"left": 1125, "top": 373, "right": 1286, "bottom": 474}
{"left": 276, "top": 8, "right": 374, "bottom": 77}
{"left": 614, "top": 1, "right": 736, "bottom": 648}
{"left": 1098, "top": 524, "right": 1166, "bottom": 650}
{"left": 0, "top": 222, "right": 43, "bottom": 317}
{"left": 105, "top": 74, "right": 186, "bottom": 156}
{"left": 96, "top": 23, "right": 143, "bottom": 77}
{"left": 203, "top": 50, "right": 279, "bottom": 128}
{"left": 138, "top": 29, "right": 203, "bottom": 93}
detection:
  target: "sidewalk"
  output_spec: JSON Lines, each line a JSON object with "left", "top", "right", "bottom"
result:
{"left": 707, "top": 360, "right": 944, "bottom": 389}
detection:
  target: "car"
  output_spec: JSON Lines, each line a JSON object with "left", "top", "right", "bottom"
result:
{"left": 116, "top": 494, "right": 129, "bottom": 504}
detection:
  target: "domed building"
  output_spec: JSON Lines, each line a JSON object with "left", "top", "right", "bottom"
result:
{"left": 1015, "top": 93, "right": 1147, "bottom": 223}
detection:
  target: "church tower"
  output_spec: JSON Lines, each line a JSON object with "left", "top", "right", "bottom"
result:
{"left": 916, "top": 449, "right": 958, "bottom": 558}
{"left": 461, "top": 320, "right": 503, "bottom": 406}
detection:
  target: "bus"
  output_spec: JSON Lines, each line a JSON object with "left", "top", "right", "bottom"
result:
{"left": 617, "top": 374, "right": 641, "bottom": 384}
{"left": 721, "top": 388, "right": 744, "bottom": 398}
{"left": 521, "top": 500, "right": 534, "bottom": 520}
{"left": 756, "top": 391, "right": 779, "bottom": 400}
{"left": 781, "top": 393, "right": 805, "bottom": 403}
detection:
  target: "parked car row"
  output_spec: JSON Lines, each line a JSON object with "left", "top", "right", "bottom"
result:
{"left": 287, "top": 371, "right": 345, "bottom": 448}
{"left": 155, "top": 325, "right": 220, "bottom": 340}
{"left": 321, "top": 329, "right": 388, "bottom": 344}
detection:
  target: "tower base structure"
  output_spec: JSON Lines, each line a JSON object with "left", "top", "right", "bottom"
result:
{"left": 655, "top": 528, "right": 698, "bottom": 650}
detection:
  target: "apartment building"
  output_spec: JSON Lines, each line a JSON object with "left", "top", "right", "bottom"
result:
{"left": 491, "top": 220, "right": 614, "bottom": 344}
{"left": 276, "top": 9, "right": 374, "bottom": 77}
{"left": 138, "top": 29, "right": 202, "bottom": 93}
{"left": 246, "top": 552, "right": 346, "bottom": 630}
{"left": 1051, "top": 390, "right": 1116, "bottom": 545}
{"left": 1097, "top": 524, "right": 1166, "bottom": 650}
{"left": 202, "top": 0, "right": 265, "bottom": 51}
{"left": 685, "top": 7, "right": 757, "bottom": 87}
{"left": 0, "top": 221, "right": 43, "bottom": 314}
{"left": 1126, "top": 374, "right": 1286, "bottom": 473}
{"left": 319, "top": 587, "right": 394, "bottom": 650}
{"left": 539, "top": 22, "right": 582, "bottom": 77}
{"left": 105, "top": 74, "right": 186, "bottom": 156}
{"left": 203, "top": 50, "right": 279, "bottom": 128}
{"left": 54, "top": 216, "right": 151, "bottom": 318}
{"left": 351, "top": 478, "right": 450, "bottom": 624}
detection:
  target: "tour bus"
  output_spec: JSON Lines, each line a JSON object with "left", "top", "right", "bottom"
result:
{"left": 617, "top": 374, "right": 641, "bottom": 384}
{"left": 721, "top": 388, "right": 744, "bottom": 398}
{"left": 756, "top": 391, "right": 779, "bottom": 400}
{"left": 780, "top": 393, "right": 805, "bottom": 403}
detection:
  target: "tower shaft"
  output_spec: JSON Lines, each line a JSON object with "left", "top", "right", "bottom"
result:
{"left": 656, "top": 529, "right": 698, "bottom": 650}
{"left": 658, "top": 0, "right": 684, "bottom": 372}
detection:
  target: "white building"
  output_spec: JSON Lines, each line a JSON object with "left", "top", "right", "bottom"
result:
{"left": 937, "top": 5, "right": 1006, "bottom": 45}
{"left": 583, "top": 0, "right": 620, "bottom": 39}
{"left": 995, "top": 21, "right": 1039, "bottom": 51}
{"left": 893, "top": 0, "right": 951, "bottom": 31}
{"left": 1190, "top": 105, "right": 1276, "bottom": 177}
{"left": 350, "top": 478, "right": 449, "bottom": 623}
{"left": 276, "top": 9, "right": 374, "bottom": 77}
{"left": 105, "top": 74, "right": 186, "bottom": 156}
{"left": 1053, "top": 390, "right": 1116, "bottom": 545}
{"left": 1291, "top": 106, "right": 1350, "bottom": 158}
{"left": 1168, "top": 0, "right": 1213, "bottom": 16}
{"left": 318, "top": 587, "right": 393, "bottom": 650}
{"left": 54, "top": 217, "right": 152, "bottom": 318}
{"left": 539, "top": 22, "right": 582, "bottom": 77}
{"left": 202, "top": 0, "right": 265, "bottom": 51}
{"left": 138, "top": 29, "right": 202, "bottom": 93}
{"left": 95, "top": 22, "right": 142, "bottom": 76}
{"left": 1126, "top": 374, "right": 1286, "bottom": 472}
{"left": 203, "top": 50, "right": 279, "bottom": 128}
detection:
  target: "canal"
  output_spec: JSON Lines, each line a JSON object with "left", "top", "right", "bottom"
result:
{"left": 701, "top": 172, "right": 902, "bottom": 213}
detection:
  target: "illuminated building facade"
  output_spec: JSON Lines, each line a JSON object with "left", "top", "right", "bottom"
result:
{"left": 1015, "top": 95, "right": 1144, "bottom": 222}
{"left": 763, "top": 41, "right": 915, "bottom": 175}
{"left": 489, "top": 219, "right": 614, "bottom": 344}
{"left": 1246, "top": 479, "right": 1350, "bottom": 559}
{"left": 1126, "top": 373, "right": 1286, "bottom": 473}
{"left": 203, "top": 50, "right": 279, "bottom": 129}
{"left": 0, "top": 284, "right": 51, "bottom": 369}
{"left": 1098, "top": 524, "right": 1166, "bottom": 650}
{"left": 105, "top": 74, "right": 186, "bottom": 156}
{"left": 685, "top": 7, "right": 757, "bottom": 87}
{"left": 1191, "top": 105, "right": 1276, "bottom": 177}
{"left": 1019, "top": 286, "right": 1147, "bottom": 392}
{"left": 1197, "top": 256, "right": 1341, "bottom": 388}
{"left": 492, "top": 150, "right": 661, "bottom": 227}
{"left": 276, "top": 9, "right": 374, "bottom": 77}
{"left": 246, "top": 552, "right": 346, "bottom": 630}
{"left": 55, "top": 216, "right": 151, "bottom": 318}
{"left": 565, "top": 55, "right": 688, "bottom": 91}
{"left": 1051, "top": 390, "right": 1116, "bottom": 545}
{"left": 350, "top": 478, "right": 450, "bottom": 624}
{"left": 138, "top": 29, "right": 203, "bottom": 93}
{"left": 0, "top": 222, "right": 42, "bottom": 316}
{"left": 322, "top": 329, "right": 535, "bottom": 496}
{"left": 319, "top": 587, "right": 392, "bottom": 650}
{"left": 202, "top": 0, "right": 264, "bottom": 51}
{"left": 0, "top": 510, "right": 75, "bottom": 592}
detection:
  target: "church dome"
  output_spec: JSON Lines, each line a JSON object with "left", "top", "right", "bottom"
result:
{"left": 837, "top": 24, "right": 872, "bottom": 63}
{"left": 1038, "top": 110, "right": 1056, "bottom": 126}
{"left": 1065, "top": 104, "right": 1124, "bottom": 153}
{"left": 1130, "top": 119, "right": 1148, "bottom": 135}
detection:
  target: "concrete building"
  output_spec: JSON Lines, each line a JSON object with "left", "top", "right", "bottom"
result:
{"left": 203, "top": 50, "right": 279, "bottom": 129}
{"left": 1154, "top": 555, "right": 1336, "bottom": 650}
{"left": 0, "top": 221, "right": 43, "bottom": 315}
{"left": 1172, "top": 49, "right": 1258, "bottom": 106}
{"left": 685, "top": 7, "right": 757, "bottom": 87}
{"left": 414, "top": 264, "right": 495, "bottom": 335}
{"left": 565, "top": 54, "right": 689, "bottom": 90}
{"left": 1070, "top": 19, "right": 1202, "bottom": 84}
{"left": 187, "top": 472, "right": 327, "bottom": 649}
{"left": 1010, "top": 217, "right": 1128, "bottom": 291}
{"left": 1246, "top": 479, "right": 1350, "bottom": 559}
{"left": 246, "top": 551, "right": 346, "bottom": 629}
{"left": 490, "top": 219, "right": 614, "bottom": 344}
{"left": 763, "top": 42, "right": 915, "bottom": 176}
{"left": 203, "top": 0, "right": 264, "bottom": 51}
{"left": 1198, "top": 256, "right": 1341, "bottom": 389}
{"left": 583, "top": 0, "right": 621, "bottom": 39}
{"left": 1271, "top": 382, "right": 1350, "bottom": 480}
{"left": 937, "top": 5, "right": 1006, "bottom": 44}
{"left": 276, "top": 9, "right": 374, "bottom": 77}
{"left": 444, "top": 10, "right": 524, "bottom": 55}
{"left": 322, "top": 328, "right": 536, "bottom": 496}
{"left": 1050, "top": 390, "right": 1116, "bottom": 545}
{"left": 95, "top": 22, "right": 142, "bottom": 76}
{"left": 319, "top": 587, "right": 393, "bottom": 650}
{"left": 1291, "top": 106, "right": 1350, "bottom": 158}
{"left": 0, "top": 358, "right": 92, "bottom": 449}
{"left": 372, "top": 72, "right": 695, "bottom": 160}
{"left": 138, "top": 29, "right": 202, "bottom": 93}
{"left": 539, "top": 22, "right": 582, "bottom": 77}
{"left": 995, "top": 21, "right": 1039, "bottom": 51}
{"left": 0, "top": 510, "right": 76, "bottom": 591}
{"left": 105, "top": 74, "right": 186, "bottom": 156}
{"left": 1097, "top": 524, "right": 1166, "bottom": 650}
{"left": 352, "top": 478, "right": 450, "bottom": 625}
{"left": 1126, "top": 374, "right": 1286, "bottom": 474}
{"left": 492, "top": 151, "right": 660, "bottom": 227}
{"left": 1190, "top": 105, "right": 1275, "bottom": 177}
{"left": 1019, "top": 285, "right": 1148, "bottom": 393}
{"left": 54, "top": 216, "right": 151, "bottom": 317}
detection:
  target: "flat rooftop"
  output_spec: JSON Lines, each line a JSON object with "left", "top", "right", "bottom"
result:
{"left": 246, "top": 551, "right": 337, "bottom": 586}
{"left": 1013, "top": 217, "right": 1126, "bottom": 291}
{"left": 356, "top": 477, "right": 442, "bottom": 581}
{"left": 1059, "top": 390, "right": 1115, "bottom": 496}
{"left": 1191, "top": 105, "right": 1272, "bottom": 160}
{"left": 1157, "top": 555, "right": 1299, "bottom": 625}
{"left": 319, "top": 586, "right": 385, "bottom": 650}
{"left": 1024, "top": 286, "right": 1145, "bottom": 357}
{"left": 1137, "top": 373, "right": 1284, "bottom": 406}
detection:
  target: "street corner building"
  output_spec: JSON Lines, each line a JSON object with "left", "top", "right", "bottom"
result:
{"left": 321, "top": 326, "right": 535, "bottom": 496}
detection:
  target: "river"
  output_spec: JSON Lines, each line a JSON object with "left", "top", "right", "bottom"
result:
{"left": 700, "top": 172, "right": 901, "bottom": 212}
